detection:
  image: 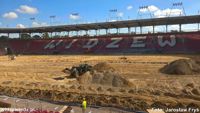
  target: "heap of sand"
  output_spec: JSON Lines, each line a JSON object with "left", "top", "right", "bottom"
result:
{"left": 77, "top": 62, "right": 132, "bottom": 87}
{"left": 160, "top": 59, "right": 200, "bottom": 75}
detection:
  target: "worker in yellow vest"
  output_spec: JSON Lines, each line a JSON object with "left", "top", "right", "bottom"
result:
{"left": 82, "top": 98, "right": 87, "bottom": 113}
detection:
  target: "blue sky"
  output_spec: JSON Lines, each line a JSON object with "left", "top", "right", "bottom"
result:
{"left": 0, "top": 0, "right": 200, "bottom": 28}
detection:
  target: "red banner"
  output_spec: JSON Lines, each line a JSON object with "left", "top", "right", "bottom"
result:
{"left": 1, "top": 32, "right": 200, "bottom": 55}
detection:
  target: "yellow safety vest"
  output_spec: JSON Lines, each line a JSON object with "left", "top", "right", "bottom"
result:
{"left": 82, "top": 100, "right": 87, "bottom": 109}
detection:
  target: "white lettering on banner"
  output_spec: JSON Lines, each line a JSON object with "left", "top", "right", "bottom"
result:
{"left": 44, "top": 40, "right": 55, "bottom": 49}
{"left": 83, "top": 39, "right": 99, "bottom": 49}
{"left": 158, "top": 35, "right": 176, "bottom": 47}
{"left": 65, "top": 39, "right": 78, "bottom": 49}
{"left": 106, "top": 38, "right": 122, "bottom": 48}
{"left": 56, "top": 40, "right": 63, "bottom": 47}
{"left": 44, "top": 40, "right": 63, "bottom": 49}
{"left": 131, "top": 36, "right": 146, "bottom": 48}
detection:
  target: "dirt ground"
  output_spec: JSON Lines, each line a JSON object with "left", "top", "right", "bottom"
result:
{"left": 0, "top": 55, "right": 200, "bottom": 112}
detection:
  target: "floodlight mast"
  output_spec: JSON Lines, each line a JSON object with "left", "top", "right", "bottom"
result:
{"left": 137, "top": 5, "right": 154, "bottom": 34}
{"left": 70, "top": 13, "right": 80, "bottom": 25}
{"left": 109, "top": 9, "right": 118, "bottom": 21}
{"left": 30, "top": 17, "right": 35, "bottom": 27}
{"left": 137, "top": 5, "right": 153, "bottom": 19}
{"left": 170, "top": 2, "right": 186, "bottom": 17}
{"left": 198, "top": 10, "right": 200, "bottom": 30}
{"left": 169, "top": 2, "right": 186, "bottom": 32}
{"left": 50, "top": 15, "right": 56, "bottom": 25}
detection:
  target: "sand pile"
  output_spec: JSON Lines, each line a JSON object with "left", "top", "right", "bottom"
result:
{"left": 91, "top": 70, "right": 130, "bottom": 87}
{"left": 182, "top": 83, "right": 200, "bottom": 96}
{"left": 77, "top": 62, "right": 131, "bottom": 87}
{"left": 93, "top": 62, "right": 115, "bottom": 72}
{"left": 160, "top": 59, "right": 200, "bottom": 75}
{"left": 0, "top": 86, "right": 150, "bottom": 111}
{"left": 1, "top": 85, "right": 200, "bottom": 111}
{"left": 77, "top": 71, "right": 92, "bottom": 84}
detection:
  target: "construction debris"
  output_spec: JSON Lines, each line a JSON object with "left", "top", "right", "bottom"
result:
{"left": 63, "top": 64, "right": 92, "bottom": 78}
{"left": 8, "top": 55, "right": 16, "bottom": 60}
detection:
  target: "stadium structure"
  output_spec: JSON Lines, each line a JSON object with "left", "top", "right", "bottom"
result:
{"left": 0, "top": 15, "right": 200, "bottom": 55}
{"left": 1, "top": 10, "right": 200, "bottom": 113}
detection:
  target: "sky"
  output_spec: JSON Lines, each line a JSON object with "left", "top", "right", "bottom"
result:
{"left": 0, "top": 0, "right": 200, "bottom": 28}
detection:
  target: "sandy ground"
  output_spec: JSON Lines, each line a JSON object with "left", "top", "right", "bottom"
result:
{"left": 0, "top": 55, "right": 200, "bottom": 112}
{"left": 0, "top": 95, "right": 133, "bottom": 113}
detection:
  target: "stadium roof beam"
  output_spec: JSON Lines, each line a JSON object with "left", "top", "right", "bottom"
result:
{"left": 96, "top": 24, "right": 109, "bottom": 29}
{"left": 109, "top": 24, "right": 118, "bottom": 28}
{"left": 0, "top": 15, "right": 200, "bottom": 33}
{"left": 74, "top": 26, "right": 92, "bottom": 31}
{"left": 121, "top": 22, "right": 131, "bottom": 28}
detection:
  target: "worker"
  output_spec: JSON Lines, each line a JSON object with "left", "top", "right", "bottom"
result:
{"left": 82, "top": 98, "right": 87, "bottom": 113}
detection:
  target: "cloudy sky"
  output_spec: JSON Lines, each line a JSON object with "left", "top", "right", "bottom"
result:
{"left": 0, "top": 0, "right": 200, "bottom": 28}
